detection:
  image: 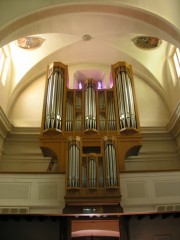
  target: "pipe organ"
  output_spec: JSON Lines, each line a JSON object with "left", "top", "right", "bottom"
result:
{"left": 40, "top": 61, "right": 142, "bottom": 213}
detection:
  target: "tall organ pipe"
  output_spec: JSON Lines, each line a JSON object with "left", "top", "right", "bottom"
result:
{"left": 108, "top": 98, "right": 116, "bottom": 130}
{"left": 85, "top": 81, "right": 97, "bottom": 130}
{"left": 65, "top": 102, "right": 73, "bottom": 131}
{"left": 82, "top": 159, "right": 86, "bottom": 188}
{"left": 45, "top": 73, "right": 53, "bottom": 129}
{"left": 88, "top": 158, "right": 96, "bottom": 187}
{"left": 45, "top": 66, "right": 64, "bottom": 130}
{"left": 115, "top": 66, "right": 137, "bottom": 129}
{"left": 104, "top": 138, "right": 118, "bottom": 187}
{"left": 68, "top": 137, "right": 80, "bottom": 188}
{"left": 126, "top": 71, "right": 136, "bottom": 128}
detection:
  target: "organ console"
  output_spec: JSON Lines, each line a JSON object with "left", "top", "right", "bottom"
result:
{"left": 40, "top": 61, "right": 142, "bottom": 213}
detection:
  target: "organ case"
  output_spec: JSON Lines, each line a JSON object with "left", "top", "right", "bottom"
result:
{"left": 40, "top": 61, "right": 142, "bottom": 213}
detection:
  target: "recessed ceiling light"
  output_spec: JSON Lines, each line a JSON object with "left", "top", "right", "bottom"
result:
{"left": 132, "top": 36, "right": 162, "bottom": 50}
{"left": 82, "top": 34, "right": 92, "bottom": 41}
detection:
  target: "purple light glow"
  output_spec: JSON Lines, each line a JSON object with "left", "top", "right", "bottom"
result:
{"left": 78, "top": 81, "right": 83, "bottom": 89}
{"left": 97, "top": 81, "right": 102, "bottom": 89}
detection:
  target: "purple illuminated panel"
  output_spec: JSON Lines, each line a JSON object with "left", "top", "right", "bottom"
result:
{"left": 97, "top": 81, "right": 102, "bottom": 89}
{"left": 78, "top": 81, "right": 83, "bottom": 89}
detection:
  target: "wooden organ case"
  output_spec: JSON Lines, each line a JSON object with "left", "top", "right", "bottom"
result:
{"left": 40, "top": 61, "right": 142, "bottom": 213}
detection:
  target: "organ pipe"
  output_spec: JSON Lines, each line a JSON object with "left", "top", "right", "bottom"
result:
{"left": 82, "top": 157, "right": 87, "bottom": 188}
{"left": 107, "top": 92, "right": 116, "bottom": 131}
{"left": 98, "top": 158, "right": 103, "bottom": 187}
{"left": 85, "top": 80, "right": 97, "bottom": 130}
{"left": 114, "top": 65, "right": 137, "bottom": 130}
{"left": 88, "top": 156, "right": 97, "bottom": 188}
{"left": 44, "top": 65, "right": 65, "bottom": 131}
{"left": 104, "top": 137, "right": 118, "bottom": 187}
{"left": 75, "top": 92, "right": 82, "bottom": 131}
{"left": 68, "top": 137, "right": 80, "bottom": 188}
{"left": 65, "top": 101, "right": 73, "bottom": 131}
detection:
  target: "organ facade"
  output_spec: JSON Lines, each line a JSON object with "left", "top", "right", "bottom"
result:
{"left": 40, "top": 61, "right": 142, "bottom": 213}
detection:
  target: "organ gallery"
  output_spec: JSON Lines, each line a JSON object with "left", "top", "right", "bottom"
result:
{"left": 40, "top": 61, "right": 142, "bottom": 213}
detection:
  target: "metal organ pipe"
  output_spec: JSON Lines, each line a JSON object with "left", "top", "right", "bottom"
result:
{"left": 88, "top": 158, "right": 96, "bottom": 188}
{"left": 56, "top": 70, "right": 61, "bottom": 129}
{"left": 68, "top": 144, "right": 72, "bottom": 187}
{"left": 98, "top": 161, "right": 103, "bottom": 187}
{"left": 126, "top": 71, "right": 136, "bottom": 128}
{"left": 82, "top": 160, "right": 86, "bottom": 188}
{"left": 116, "top": 71, "right": 124, "bottom": 129}
{"left": 66, "top": 101, "right": 73, "bottom": 131}
{"left": 75, "top": 93, "right": 82, "bottom": 131}
{"left": 99, "top": 93, "right": 105, "bottom": 130}
{"left": 68, "top": 138, "right": 80, "bottom": 188}
{"left": 104, "top": 138, "right": 118, "bottom": 187}
{"left": 122, "top": 70, "right": 130, "bottom": 127}
{"left": 85, "top": 88, "right": 88, "bottom": 128}
{"left": 76, "top": 144, "right": 79, "bottom": 187}
{"left": 108, "top": 98, "right": 116, "bottom": 131}
{"left": 49, "top": 70, "right": 57, "bottom": 128}
{"left": 111, "top": 144, "right": 117, "bottom": 186}
{"left": 59, "top": 68, "right": 64, "bottom": 130}
{"left": 92, "top": 88, "right": 96, "bottom": 129}
{"left": 104, "top": 144, "right": 110, "bottom": 187}
{"left": 115, "top": 66, "right": 137, "bottom": 129}
{"left": 108, "top": 145, "right": 113, "bottom": 186}
{"left": 45, "top": 73, "right": 53, "bottom": 129}
{"left": 45, "top": 67, "right": 64, "bottom": 130}
{"left": 85, "top": 81, "right": 97, "bottom": 130}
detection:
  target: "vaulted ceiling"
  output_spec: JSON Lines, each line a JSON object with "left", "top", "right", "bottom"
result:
{"left": 0, "top": 0, "right": 179, "bottom": 129}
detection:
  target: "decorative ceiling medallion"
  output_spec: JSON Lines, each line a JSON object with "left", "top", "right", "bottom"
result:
{"left": 132, "top": 36, "right": 162, "bottom": 50}
{"left": 17, "top": 36, "right": 45, "bottom": 50}
{"left": 82, "top": 34, "right": 92, "bottom": 41}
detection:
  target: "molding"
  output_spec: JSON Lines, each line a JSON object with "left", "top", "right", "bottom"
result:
{"left": 0, "top": 107, "right": 12, "bottom": 138}
{"left": 11, "top": 126, "right": 41, "bottom": 135}
{"left": 141, "top": 126, "right": 172, "bottom": 141}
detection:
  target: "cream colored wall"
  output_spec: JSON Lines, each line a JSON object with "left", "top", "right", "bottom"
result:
{"left": 120, "top": 171, "right": 180, "bottom": 212}
{"left": 9, "top": 75, "right": 45, "bottom": 127}
{"left": 125, "top": 132, "right": 179, "bottom": 171}
{"left": 166, "top": 49, "right": 180, "bottom": 115}
{"left": 0, "top": 171, "right": 180, "bottom": 214}
{"left": 134, "top": 75, "right": 170, "bottom": 127}
{"left": 0, "top": 62, "right": 12, "bottom": 113}
{"left": 0, "top": 173, "right": 65, "bottom": 214}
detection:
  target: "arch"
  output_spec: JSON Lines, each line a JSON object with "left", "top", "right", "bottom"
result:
{"left": 0, "top": 3, "right": 179, "bottom": 48}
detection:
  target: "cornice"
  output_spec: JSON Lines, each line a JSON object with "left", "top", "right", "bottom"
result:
{"left": 10, "top": 126, "right": 41, "bottom": 136}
